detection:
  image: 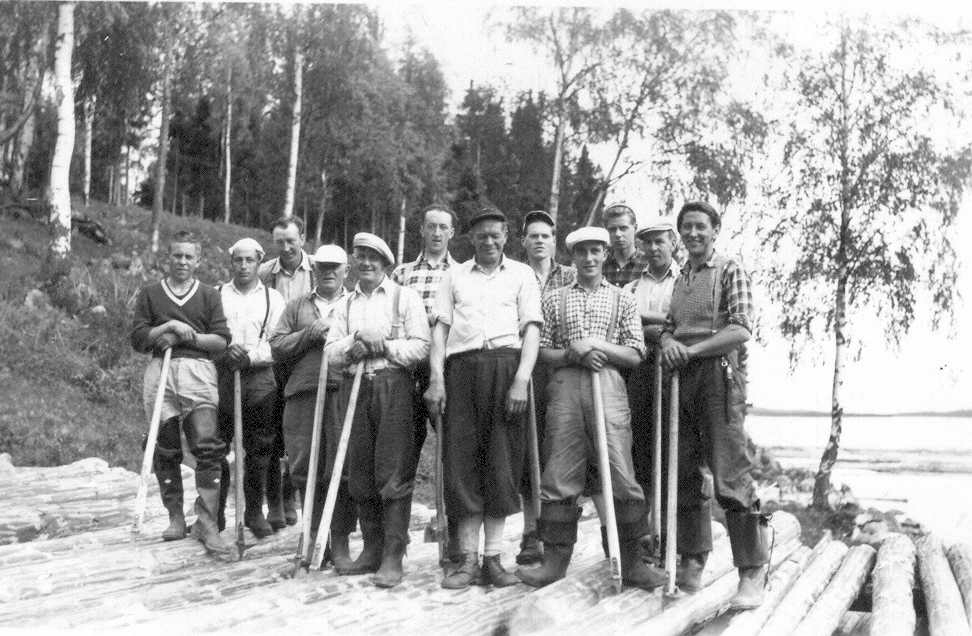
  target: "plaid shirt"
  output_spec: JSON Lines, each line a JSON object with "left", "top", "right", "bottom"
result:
{"left": 392, "top": 251, "right": 460, "bottom": 324}
{"left": 540, "top": 280, "right": 645, "bottom": 357}
{"left": 603, "top": 249, "right": 650, "bottom": 288}
{"left": 670, "top": 252, "right": 754, "bottom": 333}
{"left": 534, "top": 261, "right": 577, "bottom": 295}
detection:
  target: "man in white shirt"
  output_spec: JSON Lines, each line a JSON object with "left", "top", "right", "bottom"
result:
{"left": 216, "top": 238, "right": 286, "bottom": 538}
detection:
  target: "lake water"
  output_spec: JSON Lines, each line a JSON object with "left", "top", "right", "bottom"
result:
{"left": 745, "top": 415, "right": 972, "bottom": 543}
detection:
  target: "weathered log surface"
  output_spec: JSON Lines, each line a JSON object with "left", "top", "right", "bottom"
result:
{"left": 722, "top": 533, "right": 830, "bottom": 636}
{"left": 836, "top": 611, "right": 872, "bottom": 636}
{"left": 946, "top": 542, "right": 972, "bottom": 628}
{"left": 870, "top": 533, "right": 918, "bottom": 636}
{"left": 917, "top": 535, "right": 971, "bottom": 636}
{"left": 793, "top": 544, "right": 876, "bottom": 636}
{"left": 759, "top": 538, "right": 849, "bottom": 636}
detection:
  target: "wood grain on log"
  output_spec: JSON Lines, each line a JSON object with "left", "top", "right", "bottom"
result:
{"left": 917, "top": 535, "right": 970, "bottom": 636}
{"left": 793, "top": 544, "right": 876, "bottom": 636}
{"left": 946, "top": 542, "right": 972, "bottom": 627}
{"left": 870, "top": 533, "right": 917, "bottom": 636}
{"left": 835, "top": 611, "right": 872, "bottom": 636}
{"left": 758, "top": 539, "right": 849, "bottom": 636}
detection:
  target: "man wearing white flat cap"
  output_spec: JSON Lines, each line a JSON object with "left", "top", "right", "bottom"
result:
{"left": 516, "top": 226, "right": 666, "bottom": 590}
{"left": 269, "top": 244, "right": 357, "bottom": 568}
{"left": 325, "top": 232, "right": 430, "bottom": 588}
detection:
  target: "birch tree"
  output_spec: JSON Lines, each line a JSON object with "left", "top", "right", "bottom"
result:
{"left": 756, "top": 20, "right": 972, "bottom": 509}
{"left": 46, "top": 1, "right": 75, "bottom": 270}
{"left": 282, "top": 6, "right": 303, "bottom": 219}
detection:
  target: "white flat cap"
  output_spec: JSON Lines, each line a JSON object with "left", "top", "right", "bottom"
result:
{"left": 565, "top": 226, "right": 610, "bottom": 251}
{"left": 636, "top": 217, "right": 677, "bottom": 239}
{"left": 228, "top": 237, "right": 264, "bottom": 258}
{"left": 352, "top": 232, "right": 394, "bottom": 265}
{"left": 311, "top": 244, "right": 348, "bottom": 265}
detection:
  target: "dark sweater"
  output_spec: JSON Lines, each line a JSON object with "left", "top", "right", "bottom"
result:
{"left": 131, "top": 279, "right": 231, "bottom": 359}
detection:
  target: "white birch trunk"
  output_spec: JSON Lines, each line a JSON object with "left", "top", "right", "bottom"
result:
{"left": 282, "top": 31, "right": 302, "bottom": 219}
{"left": 46, "top": 2, "right": 76, "bottom": 267}
{"left": 547, "top": 110, "right": 565, "bottom": 226}
{"left": 222, "top": 68, "right": 232, "bottom": 224}
{"left": 151, "top": 53, "right": 171, "bottom": 254}
{"left": 82, "top": 95, "right": 94, "bottom": 206}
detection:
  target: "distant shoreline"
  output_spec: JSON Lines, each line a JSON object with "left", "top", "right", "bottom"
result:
{"left": 750, "top": 407, "right": 972, "bottom": 418}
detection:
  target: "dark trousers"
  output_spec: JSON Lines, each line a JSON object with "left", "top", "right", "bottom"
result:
{"left": 407, "top": 360, "right": 431, "bottom": 479}
{"left": 519, "top": 361, "right": 551, "bottom": 498}
{"left": 153, "top": 407, "right": 226, "bottom": 511}
{"left": 216, "top": 368, "right": 279, "bottom": 457}
{"left": 674, "top": 350, "right": 757, "bottom": 556}
{"left": 444, "top": 349, "right": 525, "bottom": 519}
{"left": 337, "top": 367, "right": 416, "bottom": 503}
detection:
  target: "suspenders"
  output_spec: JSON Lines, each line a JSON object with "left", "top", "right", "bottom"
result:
{"left": 218, "top": 283, "right": 271, "bottom": 340}
{"left": 345, "top": 282, "right": 403, "bottom": 340}
{"left": 557, "top": 285, "right": 622, "bottom": 345}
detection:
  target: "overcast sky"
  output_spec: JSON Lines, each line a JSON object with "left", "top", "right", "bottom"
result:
{"left": 377, "top": 1, "right": 972, "bottom": 413}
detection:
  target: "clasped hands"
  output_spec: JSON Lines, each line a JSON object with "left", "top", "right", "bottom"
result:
{"left": 152, "top": 320, "right": 197, "bottom": 353}
{"left": 659, "top": 335, "right": 693, "bottom": 370}
{"left": 347, "top": 327, "right": 386, "bottom": 362}
{"left": 566, "top": 338, "right": 609, "bottom": 371}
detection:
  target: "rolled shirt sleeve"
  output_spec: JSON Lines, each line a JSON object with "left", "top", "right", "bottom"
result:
{"left": 723, "top": 260, "right": 754, "bottom": 333}
{"left": 538, "top": 290, "right": 560, "bottom": 349}
{"left": 617, "top": 292, "right": 647, "bottom": 358}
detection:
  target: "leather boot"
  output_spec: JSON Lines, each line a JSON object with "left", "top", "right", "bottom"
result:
{"left": 243, "top": 455, "right": 273, "bottom": 538}
{"left": 217, "top": 458, "right": 230, "bottom": 532}
{"left": 676, "top": 552, "right": 709, "bottom": 593}
{"left": 516, "top": 501, "right": 580, "bottom": 588}
{"left": 482, "top": 554, "right": 519, "bottom": 587}
{"left": 191, "top": 474, "right": 238, "bottom": 561}
{"left": 330, "top": 534, "right": 353, "bottom": 571}
{"left": 373, "top": 497, "right": 411, "bottom": 588}
{"left": 617, "top": 500, "right": 667, "bottom": 591}
{"left": 337, "top": 499, "right": 383, "bottom": 575}
{"left": 265, "top": 457, "right": 286, "bottom": 531}
{"left": 516, "top": 530, "right": 542, "bottom": 565}
{"left": 727, "top": 511, "right": 772, "bottom": 609}
{"left": 441, "top": 552, "right": 481, "bottom": 589}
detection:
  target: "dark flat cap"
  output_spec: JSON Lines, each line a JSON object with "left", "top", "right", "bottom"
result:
{"left": 522, "top": 210, "right": 555, "bottom": 232}
{"left": 465, "top": 208, "right": 507, "bottom": 233}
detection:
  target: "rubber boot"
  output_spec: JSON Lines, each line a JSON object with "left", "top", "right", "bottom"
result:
{"left": 676, "top": 552, "right": 709, "bottom": 593}
{"left": 265, "top": 457, "right": 286, "bottom": 531}
{"left": 726, "top": 511, "right": 772, "bottom": 609}
{"left": 600, "top": 525, "right": 609, "bottom": 558}
{"left": 282, "top": 461, "right": 298, "bottom": 526}
{"left": 337, "top": 498, "right": 383, "bottom": 575}
{"left": 155, "top": 453, "right": 186, "bottom": 542}
{"left": 516, "top": 530, "right": 542, "bottom": 565}
{"left": 243, "top": 454, "right": 273, "bottom": 539}
{"left": 516, "top": 501, "right": 580, "bottom": 588}
{"left": 190, "top": 475, "right": 238, "bottom": 562}
{"left": 217, "top": 458, "right": 230, "bottom": 532}
{"left": 442, "top": 515, "right": 461, "bottom": 573}
{"left": 617, "top": 500, "right": 667, "bottom": 591}
{"left": 373, "top": 497, "right": 411, "bottom": 588}
{"left": 441, "top": 552, "right": 481, "bottom": 589}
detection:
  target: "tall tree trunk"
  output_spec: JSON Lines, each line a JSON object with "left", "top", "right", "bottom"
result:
{"left": 282, "top": 19, "right": 303, "bottom": 219}
{"left": 107, "top": 165, "right": 115, "bottom": 204}
{"left": 397, "top": 195, "right": 407, "bottom": 263}
{"left": 151, "top": 52, "right": 171, "bottom": 254}
{"left": 123, "top": 138, "right": 131, "bottom": 204}
{"left": 222, "top": 67, "right": 232, "bottom": 224}
{"left": 45, "top": 2, "right": 75, "bottom": 272}
{"left": 547, "top": 110, "right": 566, "bottom": 225}
{"left": 10, "top": 99, "right": 36, "bottom": 197}
{"left": 81, "top": 95, "right": 94, "bottom": 206}
{"left": 170, "top": 140, "right": 179, "bottom": 215}
{"left": 315, "top": 169, "right": 326, "bottom": 246}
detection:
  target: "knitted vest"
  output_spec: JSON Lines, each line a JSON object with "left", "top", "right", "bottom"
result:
{"left": 670, "top": 253, "right": 729, "bottom": 346}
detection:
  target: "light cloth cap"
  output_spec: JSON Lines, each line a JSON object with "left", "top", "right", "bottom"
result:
{"left": 228, "top": 237, "right": 265, "bottom": 258}
{"left": 565, "top": 226, "right": 610, "bottom": 251}
{"left": 352, "top": 232, "right": 395, "bottom": 265}
{"left": 636, "top": 217, "right": 676, "bottom": 239}
{"left": 311, "top": 244, "right": 348, "bottom": 265}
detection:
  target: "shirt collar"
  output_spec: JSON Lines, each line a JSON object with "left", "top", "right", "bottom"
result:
{"left": 471, "top": 255, "right": 506, "bottom": 273}
{"left": 353, "top": 275, "right": 392, "bottom": 296}
{"left": 228, "top": 280, "right": 266, "bottom": 296}
{"left": 570, "top": 277, "right": 612, "bottom": 292}
{"left": 608, "top": 248, "right": 644, "bottom": 268}
{"left": 416, "top": 251, "right": 458, "bottom": 269}
{"left": 681, "top": 249, "right": 720, "bottom": 274}
{"left": 640, "top": 260, "right": 679, "bottom": 282}
{"left": 271, "top": 251, "right": 312, "bottom": 274}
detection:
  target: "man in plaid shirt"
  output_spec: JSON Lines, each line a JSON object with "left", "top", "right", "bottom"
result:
{"left": 516, "top": 226, "right": 666, "bottom": 590}
{"left": 659, "top": 201, "right": 767, "bottom": 608}
{"left": 602, "top": 202, "right": 650, "bottom": 288}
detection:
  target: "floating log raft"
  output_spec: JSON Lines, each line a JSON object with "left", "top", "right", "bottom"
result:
{"left": 917, "top": 535, "right": 971, "bottom": 636}
{"left": 870, "top": 533, "right": 918, "bottom": 636}
{"left": 946, "top": 542, "right": 972, "bottom": 627}
{"left": 793, "top": 544, "right": 876, "bottom": 636}
{"left": 835, "top": 610, "right": 872, "bottom": 636}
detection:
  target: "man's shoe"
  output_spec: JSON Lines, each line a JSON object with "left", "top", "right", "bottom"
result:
{"left": 161, "top": 510, "right": 187, "bottom": 542}
{"left": 245, "top": 512, "right": 274, "bottom": 539}
{"left": 482, "top": 554, "right": 519, "bottom": 587}
{"left": 675, "top": 552, "right": 708, "bottom": 593}
{"left": 621, "top": 538, "right": 667, "bottom": 591}
{"left": 729, "top": 566, "right": 767, "bottom": 609}
{"left": 441, "top": 552, "right": 482, "bottom": 589}
{"left": 515, "top": 531, "right": 542, "bottom": 565}
{"left": 283, "top": 495, "right": 298, "bottom": 526}
{"left": 516, "top": 542, "right": 573, "bottom": 588}
{"left": 329, "top": 534, "right": 354, "bottom": 571}
{"left": 190, "top": 519, "right": 239, "bottom": 562}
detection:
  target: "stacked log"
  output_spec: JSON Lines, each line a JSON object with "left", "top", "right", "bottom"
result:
{"left": 722, "top": 532, "right": 833, "bottom": 636}
{"left": 835, "top": 611, "right": 872, "bottom": 636}
{"left": 758, "top": 539, "right": 849, "bottom": 635}
{"left": 917, "top": 535, "right": 970, "bottom": 636}
{"left": 792, "top": 544, "right": 876, "bottom": 636}
{"left": 946, "top": 542, "right": 972, "bottom": 626}
{"left": 870, "top": 533, "right": 917, "bottom": 636}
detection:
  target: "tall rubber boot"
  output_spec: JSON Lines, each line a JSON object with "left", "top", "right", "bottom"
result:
{"left": 329, "top": 480, "right": 357, "bottom": 571}
{"left": 265, "top": 457, "right": 286, "bottom": 531}
{"left": 516, "top": 501, "right": 580, "bottom": 588}
{"left": 215, "top": 457, "right": 230, "bottom": 532}
{"left": 337, "top": 498, "right": 383, "bottom": 575}
{"left": 244, "top": 454, "right": 274, "bottom": 538}
{"left": 190, "top": 470, "right": 238, "bottom": 562}
{"left": 281, "top": 461, "right": 298, "bottom": 526}
{"left": 373, "top": 497, "right": 411, "bottom": 588}
{"left": 727, "top": 511, "right": 772, "bottom": 609}
{"left": 154, "top": 431, "right": 186, "bottom": 542}
{"left": 617, "top": 500, "right": 667, "bottom": 590}
{"left": 676, "top": 552, "right": 709, "bottom": 592}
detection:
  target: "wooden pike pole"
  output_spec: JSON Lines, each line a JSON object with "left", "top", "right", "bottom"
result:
{"left": 665, "top": 371, "right": 679, "bottom": 595}
{"left": 591, "top": 369, "right": 622, "bottom": 594}
{"left": 292, "top": 347, "right": 329, "bottom": 573}
{"left": 232, "top": 371, "right": 246, "bottom": 558}
{"left": 526, "top": 380, "right": 542, "bottom": 527}
{"left": 311, "top": 361, "right": 365, "bottom": 569}
{"left": 650, "top": 353, "right": 663, "bottom": 557}
{"left": 132, "top": 347, "right": 173, "bottom": 534}
{"left": 432, "top": 412, "right": 448, "bottom": 564}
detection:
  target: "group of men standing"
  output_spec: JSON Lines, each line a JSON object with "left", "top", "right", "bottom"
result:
{"left": 130, "top": 198, "right": 769, "bottom": 607}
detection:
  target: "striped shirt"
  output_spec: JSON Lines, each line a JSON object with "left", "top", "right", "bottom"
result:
{"left": 392, "top": 251, "right": 460, "bottom": 324}
{"left": 540, "top": 280, "right": 645, "bottom": 357}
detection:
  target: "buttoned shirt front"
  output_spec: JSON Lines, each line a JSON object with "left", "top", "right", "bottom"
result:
{"left": 435, "top": 256, "right": 543, "bottom": 358}
{"left": 532, "top": 260, "right": 577, "bottom": 296}
{"left": 540, "top": 279, "right": 645, "bottom": 358}
{"left": 220, "top": 281, "right": 285, "bottom": 367}
{"left": 326, "top": 276, "right": 431, "bottom": 374}
{"left": 392, "top": 251, "right": 460, "bottom": 324}
{"left": 603, "top": 249, "right": 650, "bottom": 288}
{"left": 624, "top": 261, "right": 679, "bottom": 317}
{"left": 258, "top": 252, "right": 315, "bottom": 302}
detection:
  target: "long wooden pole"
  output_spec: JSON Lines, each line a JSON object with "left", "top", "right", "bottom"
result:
{"left": 232, "top": 371, "right": 245, "bottom": 558}
{"left": 292, "top": 348, "right": 329, "bottom": 571}
{"left": 526, "top": 380, "right": 542, "bottom": 524}
{"left": 433, "top": 412, "right": 447, "bottom": 564}
{"left": 665, "top": 372, "right": 679, "bottom": 594}
{"left": 132, "top": 348, "right": 172, "bottom": 534}
{"left": 311, "top": 361, "right": 365, "bottom": 569}
{"left": 591, "top": 370, "right": 621, "bottom": 593}
{"left": 650, "top": 353, "right": 663, "bottom": 556}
